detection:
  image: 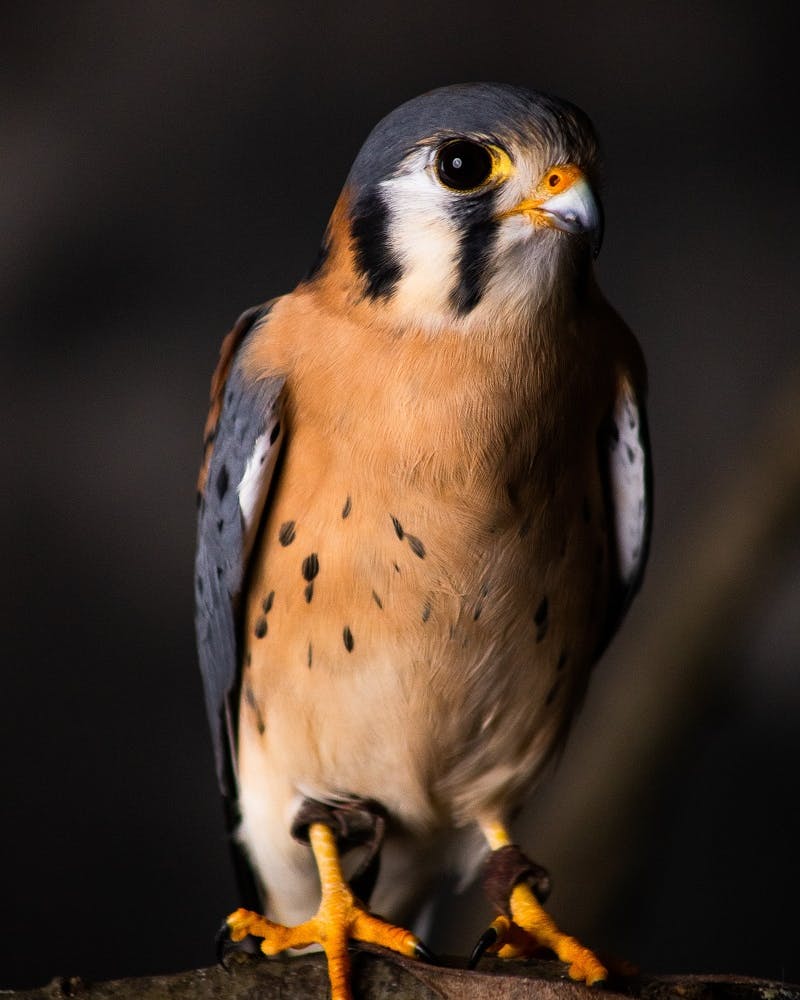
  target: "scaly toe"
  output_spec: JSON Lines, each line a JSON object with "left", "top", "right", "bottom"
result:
{"left": 225, "top": 907, "right": 316, "bottom": 957}
{"left": 318, "top": 897, "right": 423, "bottom": 1000}
{"left": 562, "top": 939, "right": 608, "bottom": 986}
{"left": 508, "top": 884, "right": 608, "bottom": 984}
{"left": 226, "top": 907, "right": 271, "bottom": 942}
{"left": 350, "top": 906, "right": 420, "bottom": 957}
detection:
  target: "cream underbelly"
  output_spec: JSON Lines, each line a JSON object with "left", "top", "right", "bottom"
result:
{"left": 237, "top": 460, "right": 608, "bottom": 819}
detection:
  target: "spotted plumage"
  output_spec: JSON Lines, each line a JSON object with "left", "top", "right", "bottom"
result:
{"left": 195, "top": 83, "right": 651, "bottom": 998}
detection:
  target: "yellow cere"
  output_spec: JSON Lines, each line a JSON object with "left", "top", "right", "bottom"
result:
{"left": 498, "top": 162, "right": 586, "bottom": 220}
{"left": 540, "top": 162, "right": 583, "bottom": 197}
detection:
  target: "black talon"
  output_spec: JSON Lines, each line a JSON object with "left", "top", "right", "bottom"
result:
{"left": 215, "top": 919, "right": 233, "bottom": 969}
{"left": 414, "top": 940, "right": 440, "bottom": 965}
{"left": 468, "top": 926, "right": 498, "bottom": 969}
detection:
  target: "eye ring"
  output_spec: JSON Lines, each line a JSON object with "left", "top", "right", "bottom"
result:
{"left": 435, "top": 139, "right": 495, "bottom": 192}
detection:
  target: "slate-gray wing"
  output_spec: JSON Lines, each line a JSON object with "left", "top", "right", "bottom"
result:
{"left": 194, "top": 303, "right": 285, "bottom": 814}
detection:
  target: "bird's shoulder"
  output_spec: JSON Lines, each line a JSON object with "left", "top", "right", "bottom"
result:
{"left": 197, "top": 300, "right": 283, "bottom": 500}
{"left": 581, "top": 279, "right": 647, "bottom": 397}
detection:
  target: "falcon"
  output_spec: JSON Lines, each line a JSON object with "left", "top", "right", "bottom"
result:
{"left": 195, "top": 82, "right": 651, "bottom": 1000}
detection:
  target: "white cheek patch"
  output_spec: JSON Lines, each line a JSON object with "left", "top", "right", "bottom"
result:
{"left": 608, "top": 379, "right": 647, "bottom": 584}
{"left": 238, "top": 416, "right": 283, "bottom": 558}
{"left": 380, "top": 167, "right": 460, "bottom": 319}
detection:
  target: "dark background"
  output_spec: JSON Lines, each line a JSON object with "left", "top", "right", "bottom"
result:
{"left": 2, "top": 1, "right": 798, "bottom": 989}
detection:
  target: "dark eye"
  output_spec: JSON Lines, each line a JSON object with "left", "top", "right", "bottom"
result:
{"left": 436, "top": 140, "right": 493, "bottom": 191}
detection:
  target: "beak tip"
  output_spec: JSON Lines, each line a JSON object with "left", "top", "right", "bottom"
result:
{"left": 539, "top": 176, "right": 603, "bottom": 258}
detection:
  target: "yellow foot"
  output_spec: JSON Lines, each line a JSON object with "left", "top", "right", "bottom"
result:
{"left": 471, "top": 897, "right": 607, "bottom": 984}
{"left": 226, "top": 823, "right": 433, "bottom": 1000}
{"left": 507, "top": 882, "right": 607, "bottom": 984}
{"left": 475, "top": 821, "right": 607, "bottom": 985}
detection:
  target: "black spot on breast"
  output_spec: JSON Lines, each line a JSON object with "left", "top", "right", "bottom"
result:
{"left": 245, "top": 686, "right": 266, "bottom": 735}
{"left": 473, "top": 602, "right": 483, "bottom": 621}
{"left": 279, "top": 521, "right": 296, "bottom": 546}
{"left": 216, "top": 519, "right": 224, "bottom": 533}
{"left": 254, "top": 617, "right": 267, "bottom": 639}
{"left": 304, "top": 582, "right": 314, "bottom": 603}
{"left": 546, "top": 678, "right": 562, "bottom": 706}
{"left": 343, "top": 626, "right": 354, "bottom": 652}
{"left": 351, "top": 190, "right": 403, "bottom": 298}
{"left": 422, "top": 601, "right": 431, "bottom": 623}
{"left": 215, "top": 464, "right": 229, "bottom": 500}
{"left": 407, "top": 534, "right": 426, "bottom": 559}
{"left": 302, "top": 554, "right": 319, "bottom": 581}
{"left": 610, "top": 421, "right": 620, "bottom": 444}
{"left": 262, "top": 591, "right": 275, "bottom": 614}
{"left": 269, "top": 421, "right": 281, "bottom": 445}
{"left": 626, "top": 444, "right": 636, "bottom": 463}
{"left": 390, "top": 515, "right": 404, "bottom": 539}
{"left": 393, "top": 562, "right": 401, "bottom": 574}
{"left": 342, "top": 496, "right": 352, "bottom": 519}
{"left": 216, "top": 565, "right": 223, "bottom": 580}
{"left": 196, "top": 575, "right": 204, "bottom": 594}
{"left": 372, "top": 590, "right": 383, "bottom": 610}
{"left": 307, "top": 643, "right": 313, "bottom": 668}
{"left": 534, "top": 596, "right": 549, "bottom": 642}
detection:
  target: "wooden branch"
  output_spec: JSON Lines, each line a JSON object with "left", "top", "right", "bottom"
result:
{"left": 8, "top": 951, "right": 799, "bottom": 1000}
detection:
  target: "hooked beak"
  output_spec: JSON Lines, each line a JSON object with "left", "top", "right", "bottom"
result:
{"left": 503, "top": 167, "right": 604, "bottom": 258}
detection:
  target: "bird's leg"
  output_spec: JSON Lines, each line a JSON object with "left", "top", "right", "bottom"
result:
{"left": 226, "top": 820, "right": 433, "bottom": 1000}
{"left": 469, "top": 819, "right": 607, "bottom": 985}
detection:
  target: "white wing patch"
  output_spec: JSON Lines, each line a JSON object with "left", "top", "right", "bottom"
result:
{"left": 238, "top": 414, "right": 283, "bottom": 560}
{"left": 609, "top": 378, "right": 647, "bottom": 585}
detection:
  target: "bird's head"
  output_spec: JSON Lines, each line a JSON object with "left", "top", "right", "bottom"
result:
{"left": 307, "top": 83, "right": 603, "bottom": 336}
